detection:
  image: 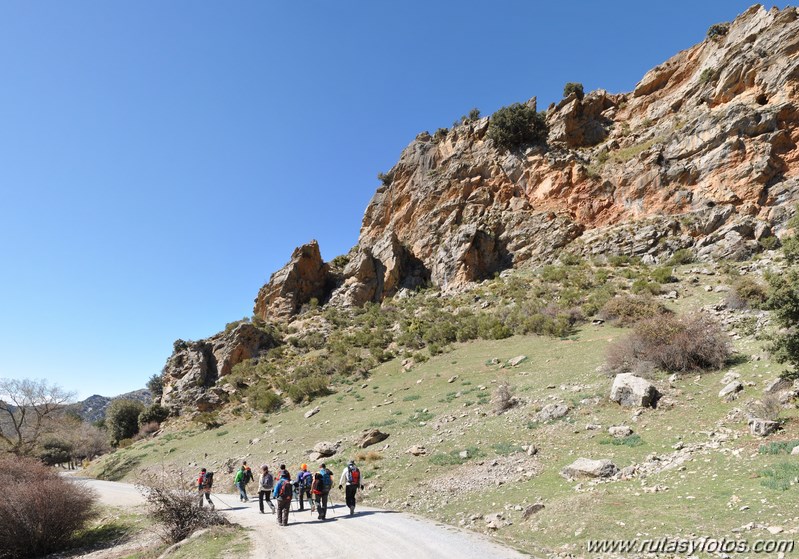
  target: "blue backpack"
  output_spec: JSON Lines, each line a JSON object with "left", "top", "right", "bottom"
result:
{"left": 320, "top": 469, "right": 332, "bottom": 489}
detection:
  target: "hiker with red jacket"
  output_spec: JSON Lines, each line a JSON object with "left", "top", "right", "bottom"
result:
{"left": 338, "top": 459, "right": 363, "bottom": 515}
{"left": 197, "top": 468, "right": 214, "bottom": 509}
{"left": 272, "top": 470, "right": 293, "bottom": 526}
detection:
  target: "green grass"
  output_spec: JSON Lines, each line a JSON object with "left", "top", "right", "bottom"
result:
{"left": 84, "top": 264, "right": 799, "bottom": 557}
{"left": 760, "top": 462, "right": 799, "bottom": 491}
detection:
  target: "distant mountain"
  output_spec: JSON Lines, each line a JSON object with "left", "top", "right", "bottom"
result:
{"left": 71, "top": 389, "right": 151, "bottom": 423}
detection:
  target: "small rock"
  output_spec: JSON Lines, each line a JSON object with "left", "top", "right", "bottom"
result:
{"left": 406, "top": 445, "right": 427, "bottom": 456}
{"left": 357, "top": 429, "right": 390, "bottom": 448}
{"left": 535, "top": 403, "right": 569, "bottom": 422}
{"left": 586, "top": 423, "right": 602, "bottom": 431}
{"left": 304, "top": 406, "right": 321, "bottom": 419}
{"left": 719, "top": 381, "right": 744, "bottom": 398}
{"left": 459, "top": 450, "right": 469, "bottom": 459}
{"left": 791, "top": 446, "right": 799, "bottom": 456}
{"left": 522, "top": 503, "right": 545, "bottom": 519}
{"left": 749, "top": 418, "right": 779, "bottom": 437}
{"left": 768, "top": 526, "right": 784, "bottom": 535}
{"left": 507, "top": 355, "right": 527, "bottom": 367}
{"left": 447, "top": 375, "right": 458, "bottom": 384}
{"left": 610, "top": 373, "right": 660, "bottom": 408}
{"left": 721, "top": 371, "right": 740, "bottom": 385}
{"left": 561, "top": 458, "right": 619, "bottom": 479}
{"left": 608, "top": 425, "right": 633, "bottom": 438}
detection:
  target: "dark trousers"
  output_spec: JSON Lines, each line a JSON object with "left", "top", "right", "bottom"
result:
{"left": 297, "top": 486, "right": 311, "bottom": 510}
{"left": 198, "top": 488, "right": 213, "bottom": 507}
{"left": 345, "top": 484, "right": 357, "bottom": 510}
{"left": 277, "top": 497, "right": 291, "bottom": 525}
{"left": 315, "top": 491, "right": 329, "bottom": 519}
{"left": 259, "top": 490, "right": 274, "bottom": 513}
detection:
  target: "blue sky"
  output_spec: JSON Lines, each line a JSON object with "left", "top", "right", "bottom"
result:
{"left": 0, "top": 1, "right": 765, "bottom": 399}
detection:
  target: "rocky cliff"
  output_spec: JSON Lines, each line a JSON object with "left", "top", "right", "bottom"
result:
{"left": 163, "top": 5, "right": 799, "bottom": 413}
{"left": 254, "top": 4, "right": 799, "bottom": 319}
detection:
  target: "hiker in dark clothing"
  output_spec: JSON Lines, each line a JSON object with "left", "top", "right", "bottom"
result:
{"left": 273, "top": 470, "right": 293, "bottom": 526}
{"left": 197, "top": 468, "right": 214, "bottom": 509}
{"left": 258, "top": 464, "right": 275, "bottom": 514}
{"left": 294, "top": 463, "right": 313, "bottom": 511}
{"left": 314, "top": 462, "right": 333, "bottom": 520}
{"left": 338, "top": 459, "right": 363, "bottom": 515}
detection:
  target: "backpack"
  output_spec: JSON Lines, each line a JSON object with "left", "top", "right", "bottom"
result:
{"left": 278, "top": 480, "right": 293, "bottom": 500}
{"left": 320, "top": 469, "right": 332, "bottom": 489}
{"left": 347, "top": 466, "right": 360, "bottom": 486}
{"left": 244, "top": 468, "right": 254, "bottom": 484}
{"left": 300, "top": 471, "right": 312, "bottom": 488}
{"left": 204, "top": 472, "right": 214, "bottom": 489}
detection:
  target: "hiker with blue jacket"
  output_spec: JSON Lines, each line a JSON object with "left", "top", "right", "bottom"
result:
{"left": 294, "top": 463, "right": 313, "bottom": 511}
{"left": 338, "top": 459, "right": 363, "bottom": 515}
{"left": 312, "top": 463, "right": 333, "bottom": 520}
{"left": 272, "top": 470, "right": 293, "bottom": 526}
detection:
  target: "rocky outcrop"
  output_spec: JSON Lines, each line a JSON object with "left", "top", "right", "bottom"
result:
{"left": 253, "top": 241, "right": 333, "bottom": 321}
{"left": 253, "top": 5, "right": 799, "bottom": 313}
{"left": 161, "top": 323, "right": 277, "bottom": 413}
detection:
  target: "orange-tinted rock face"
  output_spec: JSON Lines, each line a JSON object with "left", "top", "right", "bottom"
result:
{"left": 255, "top": 5, "right": 799, "bottom": 320}
{"left": 353, "top": 5, "right": 799, "bottom": 291}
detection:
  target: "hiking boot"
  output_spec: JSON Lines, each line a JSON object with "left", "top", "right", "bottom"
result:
{"left": 349, "top": 506, "right": 354, "bottom": 515}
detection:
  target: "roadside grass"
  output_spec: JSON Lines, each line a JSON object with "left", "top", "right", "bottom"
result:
{"left": 86, "top": 265, "right": 799, "bottom": 556}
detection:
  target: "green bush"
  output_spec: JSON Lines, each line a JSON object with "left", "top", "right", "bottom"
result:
{"left": 247, "top": 385, "right": 282, "bottom": 413}
{"left": 284, "top": 375, "right": 331, "bottom": 404}
{"left": 563, "top": 82, "right": 584, "bottom": 100}
{"left": 106, "top": 399, "right": 146, "bottom": 445}
{"left": 488, "top": 102, "right": 548, "bottom": 150}
{"left": 706, "top": 22, "right": 730, "bottom": 40}
{"left": 138, "top": 404, "right": 169, "bottom": 427}
{"left": 729, "top": 276, "right": 768, "bottom": 309}
{"left": 599, "top": 294, "right": 669, "bottom": 326}
{"left": 652, "top": 266, "right": 676, "bottom": 284}
{"left": 667, "top": 248, "right": 694, "bottom": 265}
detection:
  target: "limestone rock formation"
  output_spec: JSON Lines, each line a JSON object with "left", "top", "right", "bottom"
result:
{"left": 561, "top": 458, "right": 619, "bottom": 479}
{"left": 252, "top": 6, "right": 799, "bottom": 317}
{"left": 253, "top": 241, "right": 332, "bottom": 321}
{"left": 161, "top": 323, "right": 277, "bottom": 413}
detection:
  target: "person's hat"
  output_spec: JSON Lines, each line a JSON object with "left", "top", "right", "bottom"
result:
{"left": 261, "top": 464, "right": 268, "bottom": 470}
{"left": 301, "top": 463, "right": 307, "bottom": 470}
{"left": 348, "top": 460, "right": 355, "bottom": 465}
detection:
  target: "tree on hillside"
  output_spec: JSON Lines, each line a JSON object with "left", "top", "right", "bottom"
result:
{"left": 146, "top": 373, "right": 164, "bottom": 399}
{"left": 766, "top": 207, "right": 799, "bottom": 380}
{"left": 105, "top": 399, "right": 145, "bottom": 445}
{"left": 0, "top": 378, "right": 74, "bottom": 456}
{"left": 487, "top": 102, "right": 548, "bottom": 151}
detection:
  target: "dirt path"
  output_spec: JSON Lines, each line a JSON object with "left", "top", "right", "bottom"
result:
{"left": 75, "top": 478, "right": 530, "bottom": 558}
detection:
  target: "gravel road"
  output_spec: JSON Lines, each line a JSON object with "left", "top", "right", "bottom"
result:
{"left": 74, "top": 478, "right": 530, "bottom": 558}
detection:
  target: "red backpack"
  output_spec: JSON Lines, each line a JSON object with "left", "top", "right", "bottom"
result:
{"left": 347, "top": 467, "right": 360, "bottom": 485}
{"left": 278, "top": 480, "right": 293, "bottom": 500}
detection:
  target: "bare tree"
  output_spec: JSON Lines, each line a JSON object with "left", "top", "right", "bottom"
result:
{"left": 0, "top": 378, "right": 75, "bottom": 456}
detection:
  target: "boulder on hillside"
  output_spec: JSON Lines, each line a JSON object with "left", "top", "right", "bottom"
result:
{"left": 610, "top": 373, "right": 660, "bottom": 408}
{"left": 312, "top": 441, "right": 338, "bottom": 457}
{"left": 561, "top": 458, "right": 619, "bottom": 480}
{"left": 764, "top": 377, "right": 792, "bottom": 394}
{"left": 304, "top": 406, "right": 321, "bottom": 419}
{"left": 749, "top": 418, "right": 779, "bottom": 437}
{"left": 356, "top": 429, "right": 390, "bottom": 448}
{"left": 608, "top": 425, "right": 633, "bottom": 438}
{"left": 535, "top": 403, "right": 569, "bottom": 423}
{"left": 406, "top": 445, "right": 427, "bottom": 456}
{"left": 719, "top": 381, "right": 744, "bottom": 399}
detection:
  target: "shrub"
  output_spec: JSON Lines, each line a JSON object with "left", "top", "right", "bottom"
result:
{"left": 136, "top": 421, "right": 161, "bottom": 438}
{"left": 193, "top": 412, "right": 221, "bottom": 430}
{"left": 563, "top": 82, "right": 584, "bottom": 100}
{"left": 247, "top": 385, "right": 282, "bottom": 413}
{"left": 0, "top": 455, "right": 97, "bottom": 558}
{"left": 707, "top": 22, "right": 730, "bottom": 40}
{"left": 599, "top": 294, "right": 670, "bottom": 326}
{"left": 283, "top": 375, "right": 331, "bottom": 404}
{"left": 492, "top": 381, "right": 518, "bottom": 415}
{"left": 727, "top": 276, "right": 769, "bottom": 309}
{"left": 138, "top": 404, "right": 169, "bottom": 427}
{"left": 136, "top": 470, "right": 228, "bottom": 543}
{"left": 488, "top": 102, "right": 548, "bottom": 150}
{"left": 652, "top": 266, "right": 676, "bottom": 284}
{"left": 667, "top": 248, "right": 695, "bottom": 265}
{"left": 433, "top": 127, "right": 448, "bottom": 141}
{"left": 606, "top": 313, "right": 731, "bottom": 374}
{"left": 354, "top": 450, "right": 383, "bottom": 463}
{"left": 377, "top": 171, "right": 392, "bottom": 186}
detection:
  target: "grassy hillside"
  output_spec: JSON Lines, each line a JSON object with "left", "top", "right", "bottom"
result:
{"left": 87, "top": 257, "right": 799, "bottom": 556}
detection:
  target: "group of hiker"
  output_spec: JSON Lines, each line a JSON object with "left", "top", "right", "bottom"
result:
{"left": 197, "top": 459, "right": 364, "bottom": 526}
